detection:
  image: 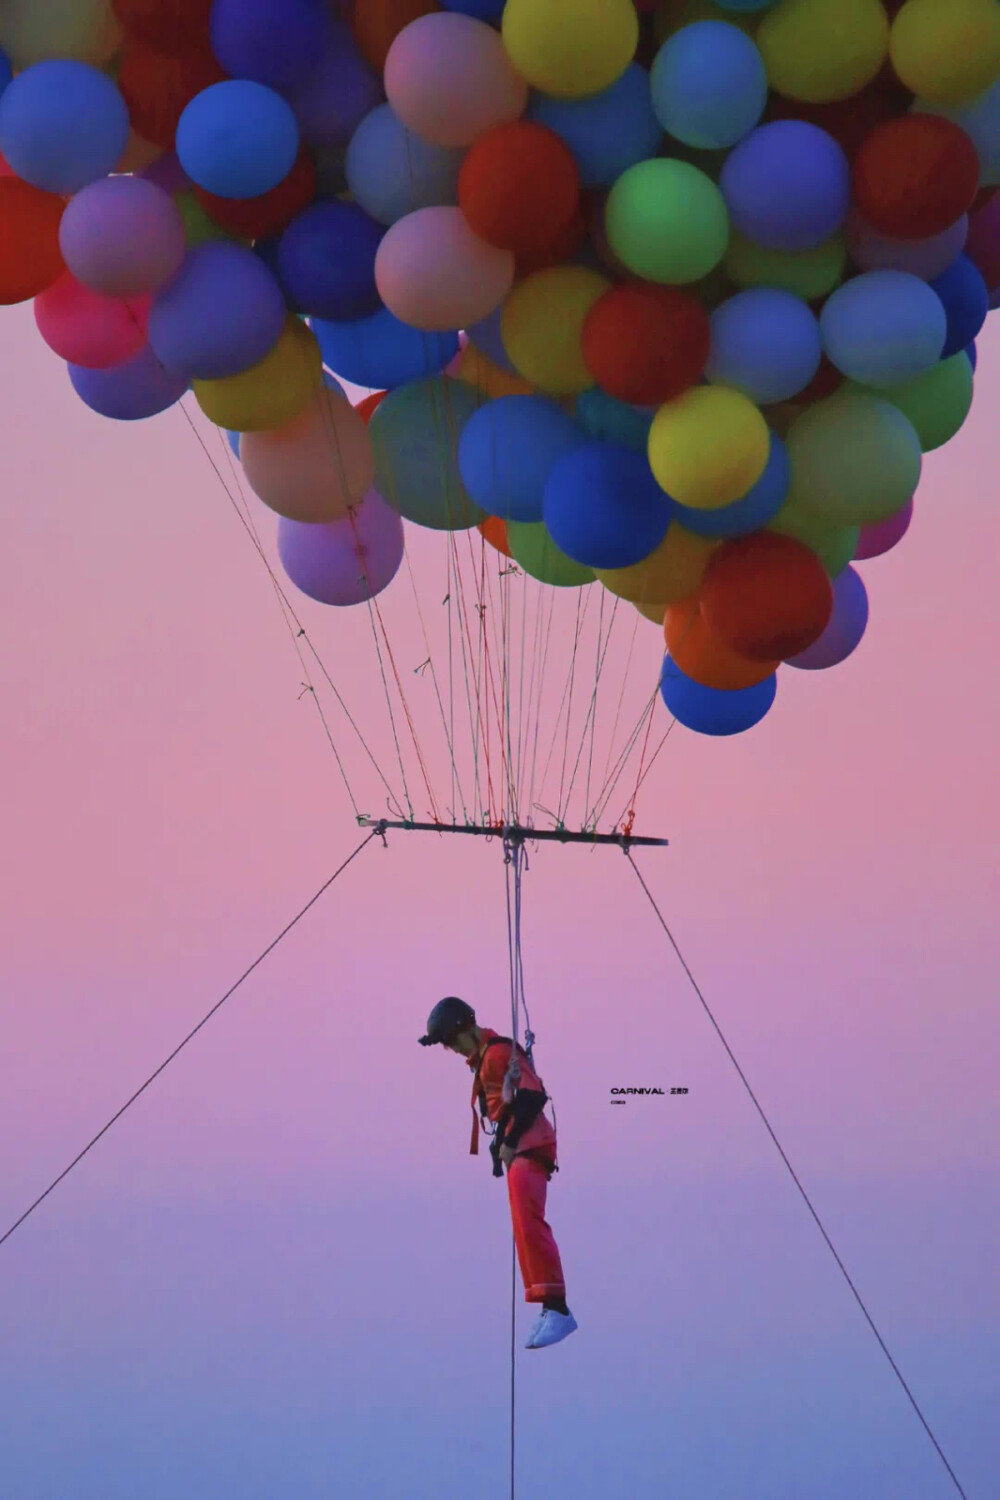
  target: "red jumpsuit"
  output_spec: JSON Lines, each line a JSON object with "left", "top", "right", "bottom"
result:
{"left": 467, "top": 1028, "right": 566, "bottom": 1304}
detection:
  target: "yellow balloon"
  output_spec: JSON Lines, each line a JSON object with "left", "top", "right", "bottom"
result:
{"left": 633, "top": 597, "right": 670, "bottom": 625}
{"left": 890, "top": 0, "right": 1000, "bottom": 107}
{"left": 757, "top": 0, "right": 890, "bottom": 103}
{"left": 648, "top": 387, "right": 770, "bottom": 510}
{"left": 194, "top": 319, "right": 322, "bottom": 433}
{"left": 502, "top": 0, "right": 639, "bottom": 99}
{"left": 456, "top": 344, "right": 535, "bottom": 399}
{"left": 0, "top": 0, "right": 121, "bottom": 67}
{"left": 501, "top": 266, "right": 610, "bottom": 395}
{"left": 596, "top": 524, "right": 719, "bottom": 607}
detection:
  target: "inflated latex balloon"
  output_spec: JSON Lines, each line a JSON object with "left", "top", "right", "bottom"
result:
{"left": 454, "top": 343, "right": 535, "bottom": 397}
{"left": 192, "top": 151, "right": 315, "bottom": 241}
{"left": 385, "top": 13, "right": 528, "bottom": 148}
{"left": 664, "top": 597, "right": 778, "bottom": 690}
{"left": 479, "top": 515, "right": 511, "bottom": 556}
{"left": 651, "top": 21, "right": 767, "bottom": 149}
{"left": 148, "top": 242, "right": 286, "bottom": 380}
{"left": 0, "top": 177, "right": 65, "bottom": 304}
{"left": 820, "top": 270, "right": 947, "bottom": 387}
{"left": 700, "top": 531, "right": 833, "bottom": 660}
{"left": 466, "top": 304, "right": 520, "bottom": 376}
{"left": 660, "top": 656, "right": 777, "bottom": 736}
{"left": 350, "top": 0, "right": 438, "bottom": 73}
{"left": 917, "top": 80, "right": 1000, "bottom": 188}
{"left": 277, "top": 200, "right": 383, "bottom": 321}
{"left": 117, "top": 36, "right": 226, "bottom": 152}
{"left": 501, "top": 266, "right": 610, "bottom": 394}
{"left": 964, "top": 193, "right": 1000, "bottom": 290}
{"left": 505, "top": 521, "right": 595, "bottom": 587}
{"left": 284, "top": 21, "right": 380, "bottom": 150}
{"left": 596, "top": 523, "right": 718, "bottom": 607}
{"left": 112, "top": 0, "right": 213, "bottom": 58}
{"left": 852, "top": 116, "right": 980, "bottom": 239}
{"left": 846, "top": 209, "right": 968, "bottom": 281}
{"left": 69, "top": 344, "right": 189, "bottom": 420}
{"left": 0, "top": 61, "right": 129, "bottom": 194}
{"left": 458, "top": 396, "right": 583, "bottom": 522}
{"left": 176, "top": 191, "right": 231, "bottom": 248}
{"left": 346, "top": 105, "right": 463, "bottom": 227}
{"left": 370, "top": 377, "right": 488, "bottom": 530}
{"left": 890, "top": 0, "right": 1000, "bottom": 108}
{"left": 605, "top": 159, "right": 729, "bottom": 284}
{"left": 671, "top": 433, "right": 789, "bottom": 538}
{"left": 376, "top": 207, "right": 515, "bottom": 332}
{"left": 314, "top": 309, "right": 459, "bottom": 390}
{"left": 785, "top": 392, "right": 922, "bottom": 526}
{"left": 648, "top": 386, "right": 770, "bottom": 509}
{"left": 210, "top": 0, "right": 331, "bottom": 91}
{"left": 443, "top": 0, "right": 505, "bottom": 17}
{"left": 724, "top": 231, "right": 847, "bottom": 299}
{"left": 720, "top": 121, "right": 849, "bottom": 252}
{"left": 769, "top": 503, "right": 860, "bottom": 576}
{"left": 241, "top": 386, "right": 374, "bottom": 522}
{"left": 582, "top": 283, "right": 710, "bottom": 405}
{"left": 543, "top": 443, "right": 673, "bottom": 569}
{"left": 278, "top": 489, "right": 405, "bottom": 606}
{"left": 502, "top": 0, "right": 639, "bottom": 99}
{"left": 853, "top": 353, "right": 974, "bottom": 452}
{"left": 576, "top": 388, "right": 654, "bottom": 453}
{"left": 930, "top": 255, "right": 989, "bottom": 356}
{"left": 193, "top": 316, "right": 322, "bottom": 430}
{"left": 527, "top": 64, "right": 663, "bottom": 190}
{"left": 854, "top": 498, "right": 913, "bottom": 558}
{"left": 706, "top": 289, "right": 820, "bottom": 403}
{"left": 59, "top": 177, "right": 185, "bottom": 298}
{"left": 0, "top": 0, "right": 121, "bottom": 69}
{"left": 35, "top": 274, "right": 149, "bottom": 368}
{"left": 756, "top": 0, "right": 889, "bottom": 103}
{"left": 0, "top": 50, "right": 11, "bottom": 99}
{"left": 458, "top": 122, "right": 581, "bottom": 261}
{"left": 786, "top": 563, "right": 868, "bottom": 669}
{"left": 177, "top": 81, "right": 300, "bottom": 199}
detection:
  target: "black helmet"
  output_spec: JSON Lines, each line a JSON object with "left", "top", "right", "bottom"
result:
{"left": 419, "top": 996, "right": 476, "bottom": 1046}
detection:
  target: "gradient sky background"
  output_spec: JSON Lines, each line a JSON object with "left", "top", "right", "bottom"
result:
{"left": 1, "top": 294, "right": 998, "bottom": 1500}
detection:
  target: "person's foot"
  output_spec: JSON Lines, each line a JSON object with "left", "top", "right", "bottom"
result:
{"left": 525, "top": 1308, "right": 578, "bottom": 1349}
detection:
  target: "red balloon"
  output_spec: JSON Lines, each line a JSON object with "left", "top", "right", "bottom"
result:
{"left": 852, "top": 115, "right": 980, "bottom": 240}
{"left": 700, "top": 532, "right": 834, "bottom": 662}
{"left": 351, "top": 0, "right": 440, "bottom": 73}
{"left": 354, "top": 391, "right": 387, "bottom": 424}
{"left": 515, "top": 208, "right": 586, "bottom": 275}
{"left": 113, "top": 0, "right": 214, "bottom": 57}
{"left": 0, "top": 178, "right": 66, "bottom": 306}
{"left": 194, "top": 152, "right": 316, "bottom": 240}
{"left": 965, "top": 193, "right": 1000, "bottom": 293}
{"left": 663, "top": 597, "right": 778, "bottom": 691}
{"left": 458, "top": 122, "right": 581, "bottom": 261}
{"left": 118, "top": 35, "right": 226, "bottom": 151}
{"left": 581, "top": 282, "right": 710, "bottom": 406}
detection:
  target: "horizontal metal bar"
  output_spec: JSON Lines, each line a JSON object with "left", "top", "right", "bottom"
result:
{"left": 358, "top": 818, "right": 668, "bottom": 848}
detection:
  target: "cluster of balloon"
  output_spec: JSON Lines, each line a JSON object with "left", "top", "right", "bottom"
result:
{"left": 2, "top": 0, "right": 998, "bottom": 737}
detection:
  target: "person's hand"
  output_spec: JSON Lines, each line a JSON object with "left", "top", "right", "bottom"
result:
{"left": 498, "top": 1145, "right": 517, "bottom": 1167}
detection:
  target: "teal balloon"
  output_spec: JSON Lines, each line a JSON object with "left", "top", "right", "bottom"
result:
{"left": 370, "top": 377, "right": 488, "bottom": 531}
{"left": 576, "top": 388, "right": 653, "bottom": 452}
{"left": 651, "top": 22, "right": 767, "bottom": 151}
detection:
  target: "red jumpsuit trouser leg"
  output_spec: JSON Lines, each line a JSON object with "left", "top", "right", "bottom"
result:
{"left": 505, "top": 1156, "right": 566, "bottom": 1304}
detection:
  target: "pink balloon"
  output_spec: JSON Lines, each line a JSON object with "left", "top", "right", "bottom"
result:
{"left": 375, "top": 206, "right": 514, "bottom": 331}
{"left": 385, "top": 13, "right": 528, "bottom": 148}
{"left": 59, "top": 176, "right": 186, "bottom": 297}
{"left": 34, "top": 272, "right": 150, "bottom": 369}
{"left": 277, "top": 488, "right": 405, "bottom": 606}
{"left": 846, "top": 207, "right": 968, "bottom": 281}
{"left": 854, "top": 497, "right": 913, "bottom": 559}
{"left": 240, "top": 385, "right": 375, "bottom": 523}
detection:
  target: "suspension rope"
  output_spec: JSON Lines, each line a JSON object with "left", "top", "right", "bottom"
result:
{"left": 624, "top": 852, "right": 971, "bottom": 1500}
{"left": 0, "top": 831, "right": 378, "bottom": 1253}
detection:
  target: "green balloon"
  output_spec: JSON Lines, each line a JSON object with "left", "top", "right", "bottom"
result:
{"left": 506, "top": 522, "right": 595, "bottom": 588}
{"left": 175, "top": 191, "right": 233, "bottom": 248}
{"left": 846, "top": 353, "right": 973, "bottom": 454}
{"left": 371, "top": 378, "right": 487, "bottom": 531}
{"left": 724, "top": 231, "right": 846, "bottom": 300}
{"left": 605, "top": 158, "right": 729, "bottom": 285}
{"left": 768, "top": 503, "right": 860, "bottom": 578}
{"left": 784, "top": 392, "right": 922, "bottom": 527}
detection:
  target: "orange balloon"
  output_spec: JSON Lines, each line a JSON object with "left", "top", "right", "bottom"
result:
{"left": 351, "top": 0, "right": 440, "bottom": 73}
{"left": 0, "top": 178, "right": 66, "bottom": 305}
{"left": 478, "top": 516, "right": 511, "bottom": 557}
{"left": 455, "top": 343, "right": 535, "bottom": 398}
{"left": 664, "top": 597, "right": 779, "bottom": 691}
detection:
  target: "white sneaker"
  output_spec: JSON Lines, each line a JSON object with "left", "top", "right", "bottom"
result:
{"left": 525, "top": 1308, "right": 578, "bottom": 1349}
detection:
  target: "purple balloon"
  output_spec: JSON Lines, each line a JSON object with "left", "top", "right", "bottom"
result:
{"left": 140, "top": 152, "right": 191, "bottom": 196}
{"left": 211, "top": 0, "right": 333, "bottom": 91}
{"left": 277, "top": 489, "right": 405, "bottom": 605}
{"left": 69, "top": 345, "right": 189, "bottom": 420}
{"left": 283, "top": 21, "right": 382, "bottom": 149}
{"left": 787, "top": 565, "right": 868, "bottom": 670}
{"left": 148, "top": 242, "right": 287, "bottom": 380}
{"left": 854, "top": 497, "right": 913, "bottom": 560}
{"left": 847, "top": 207, "right": 968, "bottom": 281}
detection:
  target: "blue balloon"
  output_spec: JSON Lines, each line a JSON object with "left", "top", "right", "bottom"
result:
{"left": 786, "top": 564, "right": 868, "bottom": 670}
{"left": 69, "top": 347, "right": 189, "bottom": 421}
{"left": 930, "top": 254, "right": 989, "bottom": 358}
{"left": 148, "top": 242, "right": 286, "bottom": 380}
{"left": 225, "top": 429, "right": 242, "bottom": 458}
{"left": 543, "top": 443, "right": 673, "bottom": 569}
{"left": 211, "top": 0, "right": 332, "bottom": 90}
{"left": 177, "top": 81, "right": 300, "bottom": 199}
{"left": 575, "top": 388, "right": 653, "bottom": 453}
{"left": 0, "top": 61, "right": 129, "bottom": 194}
{"left": 672, "top": 433, "right": 789, "bottom": 539}
{"left": 660, "top": 658, "right": 777, "bottom": 736}
{"left": 345, "top": 103, "right": 464, "bottom": 226}
{"left": 820, "top": 270, "right": 947, "bottom": 387}
{"left": 707, "top": 289, "right": 820, "bottom": 403}
{"left": 466, "top": 304, "right": 519, "bottom": 374}
{"left": 528, "top": 65, "right": 663, "bottom": 190}
{"left": 284, "top": 21, "right": 381, "bottom": 150}
{"left": 651, "top": 21, "right": 767, "bottom": 151}
{"left": 313, "top": 307, "right": 459, "bottom": 389}
{"left": 440, "top": 0, "right": 505, "bottom": 18}
{"left": 276, "top": 200, "right": 383, "bottom": 320}
{"left": 966, "top": 340, "right": 978, "bottom": 371}
{"left": 0, "top": 48, "right": 13, "bottom": 100}
{"left": 720, "top": 121, "right": 849, "bottom": 252}
{"left": 458, "top": 396, "right": 583, "bottom": 523}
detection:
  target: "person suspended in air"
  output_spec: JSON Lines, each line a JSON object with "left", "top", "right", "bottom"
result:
{"left": 419, "top": 996, "right": 577, "bottom": 1350}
